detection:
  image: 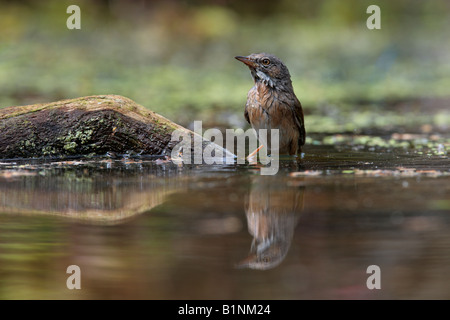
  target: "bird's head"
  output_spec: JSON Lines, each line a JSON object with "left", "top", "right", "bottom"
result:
{"left": 235, "top": 53, "right": 292, "bottom": 90}
{"left": 235, "top": 238, "right": 290, "bottom": 271}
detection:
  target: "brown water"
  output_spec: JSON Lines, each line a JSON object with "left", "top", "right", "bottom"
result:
{"left": 0, "top": 138, "right": 449, "bottom": 300}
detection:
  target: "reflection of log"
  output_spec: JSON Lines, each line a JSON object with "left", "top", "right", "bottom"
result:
{"left": 0, "top": 165, "right": 183, "bottom": 224}
{"left": 237, "top": 176, "right": 305, "bottom": 270}
{"left": 0, "top": 95, "right": 232, "bottom": 159}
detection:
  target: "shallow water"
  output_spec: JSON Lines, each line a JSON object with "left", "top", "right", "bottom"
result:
{"left": 0, "top": 137, "right": 449, "bottom": 299}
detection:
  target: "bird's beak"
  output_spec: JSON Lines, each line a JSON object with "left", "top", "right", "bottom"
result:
{"left": 235, "top": 55, "right": 257, "bottom": 68}
{"left": 234, "top": 253, "right": 258, "bottom": 269}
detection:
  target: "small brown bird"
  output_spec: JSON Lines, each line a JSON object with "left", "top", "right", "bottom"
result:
{"left": 236, "top": 175, "right": 304, "bottom": 270}
{"left": 235, "top": 53, "right": 305, "bottom": 156}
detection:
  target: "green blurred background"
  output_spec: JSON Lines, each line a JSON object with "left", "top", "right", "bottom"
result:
{"left": 1, "top": 0, "right": 449, "bottom": 133}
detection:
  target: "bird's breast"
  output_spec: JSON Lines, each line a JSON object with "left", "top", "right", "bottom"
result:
{"left": 247, "top": 89, "right": 295, "bottom": 129}
{"left": 246, "top": 86, "right": 300, "bottom": 154}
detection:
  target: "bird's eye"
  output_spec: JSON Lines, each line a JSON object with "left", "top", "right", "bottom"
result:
{"left": 261, "top": 58, "right": 271, "bottom": 66}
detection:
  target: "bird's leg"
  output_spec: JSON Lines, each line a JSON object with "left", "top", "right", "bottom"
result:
{"left": 250, "top": 238, "right": 256, "bottom": 252}
{"left": 246, "top": 144, "right": 264, "bottom": 161}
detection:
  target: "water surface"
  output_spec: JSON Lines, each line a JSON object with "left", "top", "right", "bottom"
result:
{"left": 0, "top": 137, "right": 449, "bottom": 299}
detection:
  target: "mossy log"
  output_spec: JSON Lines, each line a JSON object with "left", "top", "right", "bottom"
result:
{"left": 0, "top": 95, "right": 233, "bottom": 160}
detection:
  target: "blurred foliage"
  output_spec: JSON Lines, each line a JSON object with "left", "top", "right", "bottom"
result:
{"left": 0, "top": 0, "right": 449, "bottom": 130}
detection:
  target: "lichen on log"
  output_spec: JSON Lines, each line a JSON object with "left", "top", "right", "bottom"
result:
{"left": 0, "top": 95, "right": 233, "bottom": 160}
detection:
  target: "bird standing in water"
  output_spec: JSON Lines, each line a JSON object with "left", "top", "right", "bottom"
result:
{"left": 235, "top": 53, "right": 305, "bottom": 156}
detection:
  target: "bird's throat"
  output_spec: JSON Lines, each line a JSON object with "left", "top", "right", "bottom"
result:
{"left": 251, "top": 69, "right": 275, "bottom": 88}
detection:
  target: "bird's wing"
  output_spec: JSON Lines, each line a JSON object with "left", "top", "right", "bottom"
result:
{"left": 293, "top": 98, "right": 306, "bottom": 148}
{"left": 279, "top": 93, "right": 306, "bottom": 152}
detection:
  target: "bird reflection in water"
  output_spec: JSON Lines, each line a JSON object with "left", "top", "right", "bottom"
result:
{"left": 236, "top": 175, "right": 304, "bottom": 270}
